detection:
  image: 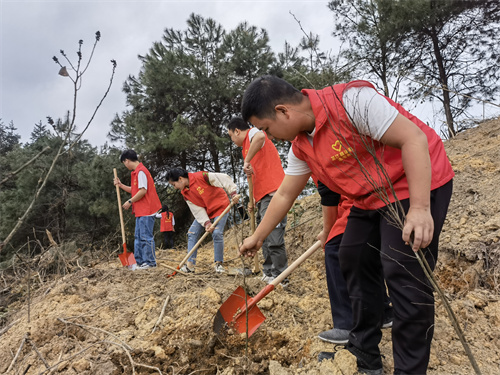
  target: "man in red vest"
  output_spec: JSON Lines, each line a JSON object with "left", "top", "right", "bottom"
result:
{"left": 166, "top": 168, "right": 239, "bottom": 273}
{"left": 114, "top": 150, "right": 162, "bottom": 270}
{"left": 239, "top": 76, "right": 454, "bottom": 375}
{"left": 228, "top": 117, "right": 289, "bottom": 286}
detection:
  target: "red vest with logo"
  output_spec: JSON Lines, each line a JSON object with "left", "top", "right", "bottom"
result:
{"left": 130, "top": 163, "right": 162, "bottom": 217}
{"left": 161, "top": 212, "right": 174, "bottom": 232}
{"left": 242, "top": 131, "right": 285, "bottom": 202}
{"left": 181, "top": 172, "right": 229, "bottom": 219}
{"left": 292, "top": 81, "right": 454, "bottom": 210}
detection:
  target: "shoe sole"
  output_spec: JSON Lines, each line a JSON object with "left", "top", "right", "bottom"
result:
{"left": 381, "top": 321, "right": 393, "bottom": 329}
{"left": 317, "top": 335, "right": 349, "bottom": 345}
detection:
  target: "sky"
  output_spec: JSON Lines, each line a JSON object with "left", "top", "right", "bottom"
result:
{"left": 0, "top": 0, "right": 341, "bottom": 148}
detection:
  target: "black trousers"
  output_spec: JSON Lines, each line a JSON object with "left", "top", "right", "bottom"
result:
{"left": 162, "top": 231, "right": 174, "bottom": 249}
{"left": 339, "top": 180, "right": 452, "bottom": 374}
{"left": 326, "top": 234, "right": 392, "bottom": 331}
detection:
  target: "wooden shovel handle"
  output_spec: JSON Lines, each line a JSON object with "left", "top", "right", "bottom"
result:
{"left": 113, "top": 168, "right": 127, "bottom": 246}
{"left": 235, "top": 240, "right": 322, "bottom": 320}
{"left": 247, "top": 176, "right": 256, "bottom": 233}
{"left": 177, "top": 199, "right": 238, "bottom": 269}
{"left": 247, "top": 175, "right": 260, "bottom": 272}
{"left": 270, "top": 240, "right": 321, "bottom": 287}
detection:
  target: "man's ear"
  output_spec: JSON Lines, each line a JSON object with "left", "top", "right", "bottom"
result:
{"left": 274, "top": 104, "right": 289, "bottom": 117}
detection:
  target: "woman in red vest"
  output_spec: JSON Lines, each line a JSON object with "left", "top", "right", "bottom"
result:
{"left": 156, "top": 205, "right": 175, "bottom": 249}
{"left": 239, "top": 75, "right": 454, "bottom": 375}
{"left": 166, "top": 168, "right": 239, "bottom": 273}
{"left": 114, "top": 150, "right": 162, "bottom": 270}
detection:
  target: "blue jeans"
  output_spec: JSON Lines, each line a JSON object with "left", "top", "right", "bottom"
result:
{"left": 187, "top": 214, "right": 228, "bottom": 265}
{"left": 134, "top": 216, "right": 156, "bottom": 266}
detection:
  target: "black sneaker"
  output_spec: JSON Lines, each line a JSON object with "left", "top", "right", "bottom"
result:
{"left": 318, "top": 345, "right": 383, "bottom": 375}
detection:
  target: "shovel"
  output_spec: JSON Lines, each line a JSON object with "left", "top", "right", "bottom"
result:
{"left": 214, "top": 240, "right": 321, "bottom": 337}
{"left": 168, "top": 198, "right": 239, "bottom": 277}
{"left": 114, "top": 168, "right": 136, "bottom": 268}
{"left": 247, "top": 175, "right": 260, "bottom": 274}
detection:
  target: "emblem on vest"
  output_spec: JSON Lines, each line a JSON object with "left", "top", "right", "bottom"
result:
{"left": 197, "top": 186, "right": 204, "bottom": 195}
{"left": 330, "top": 140, "right": 353, "bottom": 162}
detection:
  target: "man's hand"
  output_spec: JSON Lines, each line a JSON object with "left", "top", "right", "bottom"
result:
{"left": 239, "top": 235, "right": 263, "bottom": 258}
{"left": 247, "top": 202, "right": 254, "bottom": 213}
{"left": 402, "top": 206, "right": 434, "bottom": 252}
{"left": 243, "top": 162, "right": 253, "bottom": 176}
{"left": 123, "top": 200, "right": 132, "bottom": 210}
{"left": 316, "top": 230, "right": 328, "bottom": 249}
{"left": 113, "top": 177, "right": 121, "bottom": 186}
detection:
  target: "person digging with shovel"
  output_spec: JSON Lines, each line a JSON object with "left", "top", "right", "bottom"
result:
{"left": 166, "top": 168, "right": 239, "bottom": 274}
{"left": 238, "top": 75, "right": 454, "bottom": 375}
{"left": 227, "top": 117, "right": 289, "bottom": 286}
{"left": 114, "top": 149, "right": 162, "bottom": 270}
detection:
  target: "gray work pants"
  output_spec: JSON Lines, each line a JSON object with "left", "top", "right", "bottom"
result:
{"left": 256, "top": 194, "right": 288, "bottom": 277}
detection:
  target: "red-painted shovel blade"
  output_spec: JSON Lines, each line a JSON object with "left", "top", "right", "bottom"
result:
{"left": 216, "top": 286, "right": 266, "bottom": 337}
{"left": 118, "top": 244, "right": 136, "bottom": 267}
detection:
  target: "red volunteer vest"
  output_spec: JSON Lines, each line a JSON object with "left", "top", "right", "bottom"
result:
{"left": 130, "top": 163, "right": 162, "bottom": 217}
{"left": 242, "top": 131, "right": 285, "bottom": 202}
{"left": 161, "top": 212, "right": 174, "bottom": 232}
{"left": 181, "top": 172, "right": 229, "bottom": 219}
{"left": 293, "top": 81, "right": 454, "bottom": 210}
{"left": 327, "top": 196, "right": 353, "bottom": 242}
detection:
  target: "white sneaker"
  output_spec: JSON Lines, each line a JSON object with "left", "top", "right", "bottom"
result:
{"left": 261, "top": 274, "right": 275, "bottom": 284}
{"left": 137, "top": 263, "right": 155, "bottom": 270}
{"left": 214, "top": 262, "right": 225, "bottom": 273}
{"left": 180, "top": 264, "right": 195, "bottom": 273}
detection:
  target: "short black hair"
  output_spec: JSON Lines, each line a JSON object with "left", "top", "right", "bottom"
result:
{"left": 166, "top": 167, "right": 188, "bottom": 182}
{"left": 227, "top": 117, "right": 250, "bottom": 132}
{"left": 120, "top": 149, "right": 138, "bottom": 162}
{"left": 241, "top": 75, "right": 303, "bottom": 122}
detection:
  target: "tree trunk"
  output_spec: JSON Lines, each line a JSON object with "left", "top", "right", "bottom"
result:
{"left": 429, "top": 26, "right": 455, "bottom": 138}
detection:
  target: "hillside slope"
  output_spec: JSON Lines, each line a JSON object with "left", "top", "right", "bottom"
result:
{"left": 1, "top": 118, "right": 500, "bottom": 375}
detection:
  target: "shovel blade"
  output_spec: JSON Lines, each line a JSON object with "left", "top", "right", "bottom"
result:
{"left": 118, "top": 244, "right": 136, "bottom": 267}
{"left": 214, "top": 286, "right": 266, "bottom": 337}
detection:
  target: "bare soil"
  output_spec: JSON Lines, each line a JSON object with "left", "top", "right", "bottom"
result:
{"left": 1, "top": 118, "right": 500, "bottom": 375}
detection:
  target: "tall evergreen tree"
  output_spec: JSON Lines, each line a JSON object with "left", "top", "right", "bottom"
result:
{"left": 109, "top": 14, "right": 275, "bottom": 177}
{"left": 396, "top": 0, "right": 500, "bottom": 137}
{"left": 328, "top": 0, "right": 411, "bottom": 99}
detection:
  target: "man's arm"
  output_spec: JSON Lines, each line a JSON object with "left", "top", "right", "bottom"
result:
{"left": 113, "top": 177, "right": 132, "bottom": 193}
{"left": 380, "top": 113, "right": 432, "bottom": 251}
{"left": 243, "top": 130, "right": 265, "bottom": 175}
{"left": 240, "top": 173, "right": 310, "bottom": 257}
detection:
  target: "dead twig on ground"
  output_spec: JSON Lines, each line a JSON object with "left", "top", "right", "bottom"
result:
{"left": 6, "top": 333, "right": 28, "bottom": 373}
{"left": 57, "top": 317, "right": 132, "bottom": 351}
{"left": 152, "top": 295, "right": 170, "bottom": 333}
